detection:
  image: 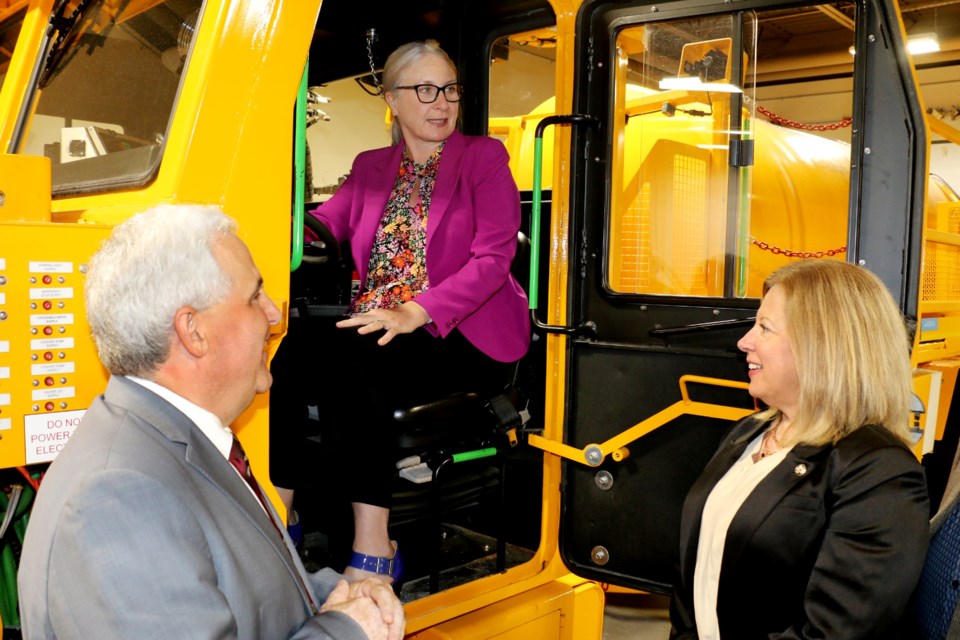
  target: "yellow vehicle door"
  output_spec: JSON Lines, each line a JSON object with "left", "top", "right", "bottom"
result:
{"left": 549, "top": 0, "right": 927, "bottom": 593}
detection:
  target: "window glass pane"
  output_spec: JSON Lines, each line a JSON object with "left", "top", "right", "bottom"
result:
{"left": 918, "top": 66, "right": 960, "bottom": 314}
{"left": 488, "top": 27, "right": 557, "bottom": 191}
{"left": 19, "top": 0, "right": 202, "bottom": 196}
{"left": 607, "top": 5, "right": 854, "bottom": 298}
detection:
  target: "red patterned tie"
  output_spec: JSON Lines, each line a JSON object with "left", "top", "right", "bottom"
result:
{"left": 229, "top": 437, "right": 272, "bottom": 514}
{"left": 228, "top": 436, "right": 319, "bottom": 614}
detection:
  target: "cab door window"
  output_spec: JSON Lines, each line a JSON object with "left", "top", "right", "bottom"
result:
{"left": 488, "top": 27, "right": 557, "bottom": 190}
{"left": 607, "top": 6, "right": 854, "bottom": 300}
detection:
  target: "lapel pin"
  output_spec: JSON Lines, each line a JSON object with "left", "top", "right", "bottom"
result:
{"left": 794, "top": 463, "right": 807, "bottom": 476}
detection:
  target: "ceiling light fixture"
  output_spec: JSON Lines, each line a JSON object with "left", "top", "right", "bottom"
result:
{"left": 658, "top": 76, "right": 743, "bottom": 93}
{"left": 907, "top": 32, "right": 940, "bottom": 54}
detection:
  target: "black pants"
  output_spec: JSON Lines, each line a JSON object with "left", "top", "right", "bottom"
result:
{"left": 269, "top": 316, "right": 514, "bottom": 508}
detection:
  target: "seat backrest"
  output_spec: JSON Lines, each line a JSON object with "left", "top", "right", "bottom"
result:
{"left": 512, "top": 230, "right": 531, "bottom": 292}
{"left": 912, "top": 474, "right": 960, "bottom": 637}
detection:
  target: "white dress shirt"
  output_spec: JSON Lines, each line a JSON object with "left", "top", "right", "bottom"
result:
{"left": 126, "top": 376, "right": 264, "bottom": 509}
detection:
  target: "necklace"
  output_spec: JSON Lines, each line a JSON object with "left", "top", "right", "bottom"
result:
{"left": 755, "top": 426, "right": 783, "bottom": 461}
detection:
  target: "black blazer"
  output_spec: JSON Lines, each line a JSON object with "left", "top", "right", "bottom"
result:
{"left": 670, "top": 415, "right": 930, "bottom": 639}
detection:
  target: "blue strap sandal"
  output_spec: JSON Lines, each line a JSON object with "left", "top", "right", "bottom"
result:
{"left": 347, "top": 541, "right": 404, "bottom": 586}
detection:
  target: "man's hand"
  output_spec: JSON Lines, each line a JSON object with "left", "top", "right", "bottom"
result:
{"left": 320, "top": 579, "right": 400, "bottom": 640}
{"left": 348, "top": 579, "right": 405, "bottom": 640}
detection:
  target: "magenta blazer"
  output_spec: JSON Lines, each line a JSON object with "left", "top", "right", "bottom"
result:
{"left": 310, "top": 130, "right": 530, "bottom": 363}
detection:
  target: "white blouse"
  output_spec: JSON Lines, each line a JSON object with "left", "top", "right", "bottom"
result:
{"left": 692, "top": 431, "right": 793, "bottom": 640}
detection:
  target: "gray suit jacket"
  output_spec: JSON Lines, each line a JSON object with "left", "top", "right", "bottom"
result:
{"left": 18, "top": 375, "right": 366, "bottom": 639}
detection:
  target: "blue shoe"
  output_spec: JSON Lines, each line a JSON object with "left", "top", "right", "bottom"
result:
{"left": 347, "top": 541, "right": 403, "bottom": 586}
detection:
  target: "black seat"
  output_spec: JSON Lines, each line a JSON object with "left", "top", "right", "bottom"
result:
{"left": 389, "top": 370, "right": 529, "bottom": 592}
{"left": 387, "top": 232, "right": 531, "bottom": 593}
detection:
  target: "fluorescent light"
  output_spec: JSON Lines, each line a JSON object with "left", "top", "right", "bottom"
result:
{"left": 658, "top": 76, "right": 743, "bottom": 94}
{"left": 908, "top": 33, "right": 940, "bottom": 54}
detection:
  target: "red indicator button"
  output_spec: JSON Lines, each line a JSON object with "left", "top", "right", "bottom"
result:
{"left": 44, "top": 377, "right": 54, "bottom": 387}
{"left": 42, "top": 275, "right": 52, "bottom": 285}
{"left": 43, "top": 301, "right": 53, "bottom": 310}
{"left": 43, "top": 326, "right": 53, "bottom": 335}
{"left": 43, "top": 352, "right": 53, "bottom": 361}
{"left": 44, "top": 402, "right": 54, "bottom": 412}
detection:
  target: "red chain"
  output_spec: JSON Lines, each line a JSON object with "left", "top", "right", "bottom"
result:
{"left": 751, "top": 238, "right": 847, "bottom": 259}
{"left": 754, "top": 104, "right": 853, "bottom": 131}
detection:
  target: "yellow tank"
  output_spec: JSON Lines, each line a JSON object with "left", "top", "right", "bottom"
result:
{"left": 504, "top": 89, "right": 851, "bottom": 298}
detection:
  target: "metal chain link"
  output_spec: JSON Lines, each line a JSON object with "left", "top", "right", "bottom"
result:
{"left": 750, "top": 101, "right": 852, "bottom": 132}
{"left": 751, "top": 237, "right": 847, "bottom": 259}
{"left": 366, "top": 30, "right": 382, "bottom": 96}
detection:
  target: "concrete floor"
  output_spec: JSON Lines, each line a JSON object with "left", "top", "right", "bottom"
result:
{"left": 603, "top": 593, "right": 672, "bottom": 640}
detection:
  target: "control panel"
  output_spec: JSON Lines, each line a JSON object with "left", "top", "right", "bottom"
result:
{"left": 0, "top": 222, "right": 113, "bottom": 469}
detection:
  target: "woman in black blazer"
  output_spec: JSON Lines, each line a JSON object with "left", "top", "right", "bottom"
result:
{"left": 670, "top": 260, "right": 930, "bottom": 639}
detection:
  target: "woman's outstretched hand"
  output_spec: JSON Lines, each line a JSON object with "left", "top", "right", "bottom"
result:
{"left": 337, "top": 301, "right": 431, "bottom": 346}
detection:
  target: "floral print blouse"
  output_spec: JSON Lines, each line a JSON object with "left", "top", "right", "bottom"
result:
{"left": 350, "top": 142, "right": 444, "bottom": 313}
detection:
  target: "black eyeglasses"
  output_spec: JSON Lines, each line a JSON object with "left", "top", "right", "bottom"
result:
{"left": 394, "top": 83, "right": 464, "bottom": 104}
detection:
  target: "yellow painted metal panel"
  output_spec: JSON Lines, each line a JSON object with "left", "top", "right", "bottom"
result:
{"left": 0, "top": 0, "right": 53, "bottom": 151}
{"left": 0, "top": 153, "right": 48, "bottom": 221}
{"left": 917, "top": 312, "right": 960, "bottom": 363}
{"left": 560, "top": 577, "right": 607, "bottom": 640}
{"left": 0, "top": 220, "right": 113, "bottom": 469}
{"left": 407, "top": 578, "right": 604, "bottom": 640}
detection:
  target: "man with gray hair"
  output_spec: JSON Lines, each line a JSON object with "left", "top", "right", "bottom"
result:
{"left": 18, "top": 204, "right": 403, "bottom": 640}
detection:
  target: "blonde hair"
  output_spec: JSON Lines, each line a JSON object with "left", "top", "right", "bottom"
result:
{"left": 756, "top": 260, "right": 913, "bottom": 446}
{"left": 382, "top": 40, "right": 458, "bottom": 145}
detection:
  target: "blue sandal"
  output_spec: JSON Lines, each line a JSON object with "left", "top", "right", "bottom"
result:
{"left": 348, "top": 541, "right": 404, "bottom": 585}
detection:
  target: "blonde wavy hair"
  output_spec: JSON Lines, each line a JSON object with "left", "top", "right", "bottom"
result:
{"left": 755, "top": 260, "right": 913, "bottom": 446}
{"left": 382, "top": 40, "right": 459, "bottom": 145}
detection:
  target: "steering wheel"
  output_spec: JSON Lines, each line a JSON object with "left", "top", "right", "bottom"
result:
{"left": 292, "top": 212, "right": 352, "bottom": 311}
{"left": 302, "top": 212, "right": 341, "bottom": 265}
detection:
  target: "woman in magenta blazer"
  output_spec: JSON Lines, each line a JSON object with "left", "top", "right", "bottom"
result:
{"left": 317, "top": 128, "right": 529, "bottom": 363}
{"left": 274, "top": 40, "right": 529, "bottom": 586}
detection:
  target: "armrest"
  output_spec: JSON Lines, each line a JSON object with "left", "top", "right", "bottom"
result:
{"left": 393, "top": 392, "right": 484, "bottom": 423}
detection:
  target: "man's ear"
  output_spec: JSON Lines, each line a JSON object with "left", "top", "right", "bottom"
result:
{"left": 172, "top": 306, "right": 207, "bottom": 358}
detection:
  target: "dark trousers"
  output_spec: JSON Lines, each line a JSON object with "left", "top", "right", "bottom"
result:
{"left": 269, "top": 316, "right": 514, "bottom": 508}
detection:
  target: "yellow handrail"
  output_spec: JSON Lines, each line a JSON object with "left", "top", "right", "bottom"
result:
{"left": 527, "top": 375, "right": 754, "bottom": 466}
